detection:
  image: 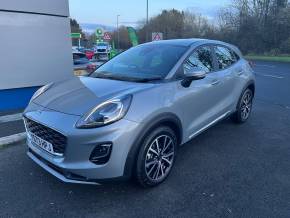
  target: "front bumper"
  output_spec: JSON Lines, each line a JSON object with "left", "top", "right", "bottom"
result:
{"left": 24, "top": 103, "right": 143, "bottom": 184}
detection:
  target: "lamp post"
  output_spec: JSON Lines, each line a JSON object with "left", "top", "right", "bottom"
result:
{"left": 146, "top": 0, "right": 149, "bottom": 42}
{"left": 117, "top": 15, "right": 120, "bottom": 49}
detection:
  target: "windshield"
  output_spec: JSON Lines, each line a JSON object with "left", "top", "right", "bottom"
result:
{"left": 90, "top": 44, "right": 187, "bottom": 82}
{"left": 97, "top": 43, "right": 108, "bottom": 46}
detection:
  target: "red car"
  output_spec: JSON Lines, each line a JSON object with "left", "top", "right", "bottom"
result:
{"left": 84, "top": 49, "right": 95, "bottom": 60}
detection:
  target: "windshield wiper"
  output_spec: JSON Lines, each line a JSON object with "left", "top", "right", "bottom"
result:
{"left": 93, "top": 73, "right": 127, "bottom": 81}
{"left": 133, "top": 77, "right": 163, "bottom": 83}
{"left": 93, "top": 72, "right": 162, "bottom": 83}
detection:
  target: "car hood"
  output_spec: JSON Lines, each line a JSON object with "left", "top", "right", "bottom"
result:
{"left": 33, "top": 77, "right": 154, "bottom": 116}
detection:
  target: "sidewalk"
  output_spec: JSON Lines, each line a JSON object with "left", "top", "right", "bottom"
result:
{"left": 0, "top": 109, "right": 26, "bottom": 146}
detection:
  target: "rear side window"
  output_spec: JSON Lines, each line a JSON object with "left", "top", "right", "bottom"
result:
{"left": 73, "top": 53, "right": 87, "bottom": 60}
{"left": 184, "top": 46, "right": 214, "bottom": 73}
{"left": 214, "top": 46, "right": 239, "bottom": 69}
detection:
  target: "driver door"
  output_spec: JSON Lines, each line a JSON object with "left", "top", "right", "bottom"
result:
{"left": 176, "top": 45, "right": 227, "bottom": 140}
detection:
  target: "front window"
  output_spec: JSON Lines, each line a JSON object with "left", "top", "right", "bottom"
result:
{"left": 91, "top": 44, "right": 187, "bottom": 82}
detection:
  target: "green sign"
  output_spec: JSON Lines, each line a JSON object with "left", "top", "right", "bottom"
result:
{"left": 109, "top": 41, "right": 118, "bottom": 59}
{"left": 127, "top": 27, "right": 139, "bottom": 47}
{"left": 70, "top": 33, "right": 81, "bottom": 39}
{"left": 96, "top": 29, "right": 103, "bottom": 36}
{"left": 96, "top": 38, "right": 104, "bottom": 43}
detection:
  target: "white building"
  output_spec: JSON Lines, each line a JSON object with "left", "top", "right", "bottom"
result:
{"left": 0, "top": 0, "right": 73, "bottom": 110}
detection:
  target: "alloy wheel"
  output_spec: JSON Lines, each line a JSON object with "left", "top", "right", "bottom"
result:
{"left": 240, "top": 91, "right": 253, "bottom": 120}
{"left": 145, "top": 135, "right": 175, "bottom": 182}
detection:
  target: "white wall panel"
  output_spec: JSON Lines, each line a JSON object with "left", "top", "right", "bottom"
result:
{"left": 0, "top": 0, "right": 69, "bottom": 16}
{"left": 0, "top": 11, "right": 73, "bottom": 89}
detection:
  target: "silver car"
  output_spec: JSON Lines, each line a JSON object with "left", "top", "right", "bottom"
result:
{"left": 24, "top": 39, "right": 255, "bottom": 187}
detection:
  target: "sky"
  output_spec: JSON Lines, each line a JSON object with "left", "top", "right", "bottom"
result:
{"left": 69, "top": 0, "right": 231, "bottom": 26}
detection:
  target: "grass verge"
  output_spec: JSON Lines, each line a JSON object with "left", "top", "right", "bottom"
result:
{"left": 245, "top": 55, "right": 290, "bottom": 63}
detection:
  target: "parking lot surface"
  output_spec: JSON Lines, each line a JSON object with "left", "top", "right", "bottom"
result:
{"left": 0, "top": 61, "right": 290, "bottom": 218}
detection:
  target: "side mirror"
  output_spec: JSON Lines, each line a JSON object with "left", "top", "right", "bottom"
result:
{"left": 181, "top": 69, "right": 206, "bottom": 87}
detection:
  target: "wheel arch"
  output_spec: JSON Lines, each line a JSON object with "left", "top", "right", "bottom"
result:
{"left": 247, "top": 81, "right": 255, "bottom": 96}
{"left": 123, "top": 112, "right": 183, "bottom": 178}
{"left": 235, "top": 80, "right": 255, "bottom": 110}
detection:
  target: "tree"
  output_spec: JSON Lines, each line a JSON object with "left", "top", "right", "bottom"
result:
{"left": 70, "top": 18, "right": 85, "bottom": 47}
{"left": 70, "top": 19, "right": 83, "bottom": 33}
{"left": 111, "top": 26, "right": 131, "bottom": 49}
{"left": 138, "top": 9, "right": 185, "bottom": 42}
{"left": 217, "top": 0, "right": 290, "bottom": 54}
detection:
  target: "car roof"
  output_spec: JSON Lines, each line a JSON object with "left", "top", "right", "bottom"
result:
{"left": 146, "top": 38, "right": 242, "bottom": 56}
{"left": 147, "top": 38, "right": 204, "bottom": 47}
{"left": 147, "top": 38, "right": 231, "bottom": 47}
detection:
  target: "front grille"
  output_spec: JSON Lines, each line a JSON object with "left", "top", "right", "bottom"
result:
{"left": 24, "top": 117, "right": 67, "bottom": 155}
{"left": 97, "top": 49, "right": 106, "bottom": 52}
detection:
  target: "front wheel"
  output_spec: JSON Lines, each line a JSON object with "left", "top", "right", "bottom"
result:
{"left": 135, "top": 126, "right": 177, "bottom": 187}
{"left": 232, "top": 88, "right": 254, "bottom": 123}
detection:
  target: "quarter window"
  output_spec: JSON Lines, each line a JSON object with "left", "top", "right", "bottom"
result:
{"left": 214, "top": 46, "right": 239, "bottom": 69}
{"left": 184, "top": 46, "right": 214, "bottom": 73}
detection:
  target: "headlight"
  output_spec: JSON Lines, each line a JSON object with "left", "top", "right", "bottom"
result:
{"left": 76, "top": 95, "right": 132, "bottom": 128}
{"left": 30, "top": 83, "right": 53, "bottom": 102}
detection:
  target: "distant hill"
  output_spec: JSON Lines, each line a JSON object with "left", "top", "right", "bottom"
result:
{"left": 80, "top": 23, "right": 115, "bottom": 34}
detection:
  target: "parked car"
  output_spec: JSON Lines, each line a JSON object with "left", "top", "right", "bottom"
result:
{"left": 24, "top": 39, "right": 255, "bottom": 187}
{"left": 94, "top": 42, "right": 110, "bottom": 61}
{"left": 73, "top": 52, "right": 96, "bottom": 76}
{"left": 84, "top": 49, "right": 95, "bottom": 60}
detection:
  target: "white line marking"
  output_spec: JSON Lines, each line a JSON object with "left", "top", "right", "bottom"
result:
{"left": 255, "top": 72, "right": 284, "bottom": 79}
{"left": 0, "top": 132, "right": 26, "bottom": 146}
{"left": 0, "top": 113, "right": 23, "bottom": 123}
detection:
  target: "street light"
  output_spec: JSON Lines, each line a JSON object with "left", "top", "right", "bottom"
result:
{"left": 146, "top": 0, "right": 149, "bottom": 42}
{"left": 117, "top": 15, "right": 120, "bottom": 49}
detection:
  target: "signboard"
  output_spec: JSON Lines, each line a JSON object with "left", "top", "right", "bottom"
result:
{"left": 127, "top": 27, "right": 139, "bottom": 46}
{"left": 152, "top": 32, "right": 163, "bottom": 41}
{"left": 95, "top": 28, "right": 103, "bottom": 36}
{"left": 70, "top": 33, "right": 81, "bottom": 39}
{"left": 103, "top": 32, "right": 111, "bottom": 41}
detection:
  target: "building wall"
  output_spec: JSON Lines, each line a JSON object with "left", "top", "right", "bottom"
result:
{"left": 0, "top": 0, "right": 69, "bottom": 17}
{"left": 0, "top": 0, "right": 73, "bottom": 110}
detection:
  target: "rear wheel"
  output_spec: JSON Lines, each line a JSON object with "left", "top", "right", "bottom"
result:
{"left": 232, "top": 88, "right": 253, "bottom": 123}
{"left": 135, "top": 126, "right": 177, "bottom": 187}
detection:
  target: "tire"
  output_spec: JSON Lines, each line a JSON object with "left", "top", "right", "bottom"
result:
{"left": 232, "top": 88, "right": 254, "bottom": 123}
{"left": 135, "top": 126, "right": 178, "bottom": 188}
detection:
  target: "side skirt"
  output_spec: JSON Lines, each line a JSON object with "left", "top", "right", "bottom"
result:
{"left": 188, "top": 111, "right": 232, "bottom": 140}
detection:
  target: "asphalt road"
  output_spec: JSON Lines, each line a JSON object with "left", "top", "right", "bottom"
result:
{"left": 0, "top": 61, "right": 290, "bottom": 218}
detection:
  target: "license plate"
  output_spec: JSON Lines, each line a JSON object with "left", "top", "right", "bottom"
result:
{"left": 27, "top": 132, "right": 54, "bottom": 154}
{"left": 74, "top": 69, "right": 88, "bottom": 76}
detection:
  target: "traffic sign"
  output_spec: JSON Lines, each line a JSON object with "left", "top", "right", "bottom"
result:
{"left": 103, "top": 32, "right": 111, "bottom": 41}
{"left": 152, "top": 32, "right": 163, "bottom": 41}
{"left": 70, "top": 33, "right": 81, "bottom": 39}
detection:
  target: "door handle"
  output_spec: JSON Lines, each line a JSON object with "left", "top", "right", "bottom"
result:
{"left": 211, "top": 80, "right": 220, "bottom": 86}
{"left": 237, "top": 70, "right": 244, "bottom": 76}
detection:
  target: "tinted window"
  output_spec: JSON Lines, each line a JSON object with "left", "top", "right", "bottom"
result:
{"left": 73, "top": 53, "right": 89, "bottom": 65}
{"left": 184, "top": 46, "right": 214, "bottom": 73}
{"left": 97, "top": 43, "right": 108, "bottom": 46}
{"left": 91, "top": 44, "right": 187, "bottom": 80}
{"left": 214, "top": 46, "right": 239, "bottom": 69}
{"left": 73, "top": 53, "right": 87, "bottom": 60}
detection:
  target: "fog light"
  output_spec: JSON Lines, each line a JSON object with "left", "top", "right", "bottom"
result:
{"left": 89, "top": 143, "right": 112, "bottom": 165}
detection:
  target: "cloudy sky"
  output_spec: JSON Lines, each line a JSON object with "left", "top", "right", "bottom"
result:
{"left": 69, "top": 0, "right": 231, "bottom": 26}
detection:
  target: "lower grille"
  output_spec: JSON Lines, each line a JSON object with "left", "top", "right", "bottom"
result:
{"left": 24, "top": 117, "right": 67, "bottom": 155}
